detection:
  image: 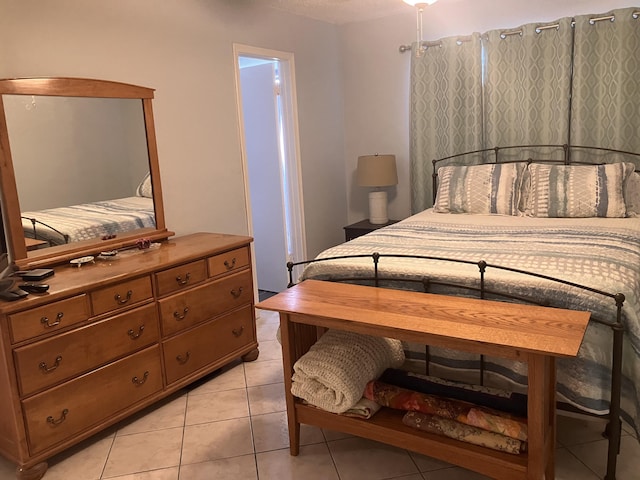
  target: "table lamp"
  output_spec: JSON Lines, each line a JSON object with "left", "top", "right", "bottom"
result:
{"left": 357, "top": 154, "right": 398, "bottom": 224}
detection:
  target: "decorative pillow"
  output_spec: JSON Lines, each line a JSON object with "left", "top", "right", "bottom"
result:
{"left": 525, "top": 162, "right": 635, "bottom": 218}
{"left": 136, "top": 173, "right": 153, "bottom": 198}
{"left": 624, "top": 171, "right": 640, "bottom": 217}
{"left": 434, "top": 163, "right": 526, "bottom": 216}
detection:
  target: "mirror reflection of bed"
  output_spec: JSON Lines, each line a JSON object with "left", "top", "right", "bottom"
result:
{"left": 3, "top": 94, "right": 155, "bottom": 250}
{"left": 20, "top": 176, "right": 155, "bottom": 249}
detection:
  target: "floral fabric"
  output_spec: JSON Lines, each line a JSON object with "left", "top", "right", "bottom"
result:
{"left": 364, "top": 380, "right": 528, "bottom": 442}
{"left": 379, "top": 368, "right": 528, "bottom": 417}
{"left": 403, "top": 411, "right": 527, "bottom": 455}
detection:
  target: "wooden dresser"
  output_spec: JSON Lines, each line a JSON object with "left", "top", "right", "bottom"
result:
{"left": 0, "top": 233, "right": 258, "bottom": 479}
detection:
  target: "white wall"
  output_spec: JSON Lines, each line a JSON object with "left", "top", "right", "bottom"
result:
{"left": 341, "top": 0, "right": 640, "bottom": 223}
{"left": 1, "top": 0, "right": 638, "bottom": 260}
{"left": 0, "top": 0, "right": 347, "bottom": 259}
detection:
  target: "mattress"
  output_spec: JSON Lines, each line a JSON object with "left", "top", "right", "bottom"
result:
{"left": 300, "top": 209, "right": 640, "bottom": 435}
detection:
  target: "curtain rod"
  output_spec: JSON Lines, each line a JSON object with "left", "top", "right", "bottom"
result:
{"left": 500, "top": 14, "right": 617, "bottom": 39}
{"left": 400, "top": 10, "right": 639, "bottom": 52}
{"left": 399, "top": 36, "right": 471, "bottom": 54}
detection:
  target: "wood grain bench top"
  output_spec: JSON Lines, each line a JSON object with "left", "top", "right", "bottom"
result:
{"left": 257, "top": 279, "right": 590, "bottom": 359}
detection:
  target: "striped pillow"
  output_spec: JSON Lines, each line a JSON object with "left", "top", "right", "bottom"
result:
{"left": 625, "top": 172, "right": 640, "bottom": 217}
{"left": 525, "top": 163, "right": 634, "bottom": 218}
{"left": 434, "top": 163, "right": 526, "bottom": 215}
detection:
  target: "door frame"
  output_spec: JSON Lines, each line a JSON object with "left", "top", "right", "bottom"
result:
{"left": 232, "top": 43, "right": 307, "bottom": 295}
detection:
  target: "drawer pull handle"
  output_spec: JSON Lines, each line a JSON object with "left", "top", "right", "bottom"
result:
{"left": 232, "top": 326, "right": 244, "bottom": 337}
{"left": 176, "top": 273, "right": 191, "bottom": 285}
{"left": 40, "top": 312, "right": 63, "bottom": 328}
{"left": 230, "top": 287, "right": 243, "bottom": 299}
{"left": 39, "top": 355, "right": 63, "bottom": 373}
{"left": 224, "top": 258, "right": 237, "bottom": 270}
{"left": 47, "top": 408, "right": 69, "bottom": 426}
{"left": 114, "top": 290, "right": 133, "bottom": 305}
{"left": 132, "top": 371, "right": 149, "bottom": 385}
{"left": 127, "top": 325, "right": 145, "bottom": 339}
{"left": 173, "top": 307, "right": 189, "bottom": 320}
{"left": 176, "top": 352, "right": 191, "bottom": 364}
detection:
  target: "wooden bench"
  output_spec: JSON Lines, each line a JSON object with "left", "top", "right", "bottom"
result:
{"left": 256, "top": 279, "right": 590, "bottom": 480}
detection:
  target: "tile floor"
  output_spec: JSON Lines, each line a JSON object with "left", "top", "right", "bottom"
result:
{"left": 0, "top": 309, "right": 639, "bottom": 480}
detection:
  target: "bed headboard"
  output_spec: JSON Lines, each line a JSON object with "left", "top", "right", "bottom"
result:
{"left": 431, "top": 144, "right": 640, "bottom": 203}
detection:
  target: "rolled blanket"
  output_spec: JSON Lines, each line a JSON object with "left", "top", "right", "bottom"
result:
{"left": 365, "top": 380, "right": 528, "bottom": 441}
{"left": 379, "top": 368, "right": 528, "bottom": 417}
{"left": 403, "top": 411, "right": 527, "bottom": 455}
{"left": 291, "top": 330, "right": 405, "bottom": 413}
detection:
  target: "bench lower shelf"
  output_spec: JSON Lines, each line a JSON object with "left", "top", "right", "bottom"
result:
{"left": 296, "top": 403, "right": 530, "bottom": 480}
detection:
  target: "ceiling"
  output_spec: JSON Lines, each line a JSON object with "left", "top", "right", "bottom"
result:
{"left": 264, "top": 0, "right": 417, "bottom": 25}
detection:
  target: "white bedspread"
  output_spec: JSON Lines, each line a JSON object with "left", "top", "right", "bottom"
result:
{"left": 22, "top": 196, "right": 155, "bottom": 246}
{"left": 301, "top": 209, "right": 640, "bottom": 435}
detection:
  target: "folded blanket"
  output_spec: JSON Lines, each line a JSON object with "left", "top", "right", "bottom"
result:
{"left": 379, "top": 368, "right": 528, "bottom": 417}
{"left": 342, "top": 397, "right": 381, "bottom": 419}
{"left": 291, "top": 330, "right": 405, "bottom": 413}
{"left": 403, "top": 411, "right": 527, "bottom": 455}
{"left": 365, "top": 380, "right": 528, "bottom": 441}
{"left": 301, "top": 397, "right": 382, "bottom": 419}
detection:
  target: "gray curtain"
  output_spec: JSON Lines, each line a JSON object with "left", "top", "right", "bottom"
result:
{"left": 409, "top": 7, "right": 640, "bottom": 205}
{"left": 483, "top": 18, "right": 574, "bottom": 154}
{"left": 409, "top": 34, "right": 483, "bottom": 213}
{"left": 571, "top": 7, "right": 640, "bottom": 155}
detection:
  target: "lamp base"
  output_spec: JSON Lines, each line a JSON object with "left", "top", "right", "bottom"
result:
{"left": 369, "top": 191, "right": 389, "bottom": 224}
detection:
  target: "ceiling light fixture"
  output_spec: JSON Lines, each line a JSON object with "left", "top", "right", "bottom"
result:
{"left": 403, "top": 0, "right": 438, "bottom": 57}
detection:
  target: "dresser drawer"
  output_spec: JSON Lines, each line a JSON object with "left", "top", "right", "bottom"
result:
{"left": 162, "top": 305, "right": 255, "bottom": 384}
{"left": 14, "top": 304, "right": 159, "bottom": 397}
{"left": 23, "top": 345, "right": 162, "bottom": 455}
{"left": 208, "top": 246, "right": 250, "bottom": 278}
{"left": 8, "top": 295, "right": 90, "bottom": 344}
{"left": 155, "top": 259, "right": 207, "bottom": 297}
{"left": 159, "top": 270, "right": 253, "bottom": 337}
{"left": 91, "top": 276, "right": 153, "bottom": 316}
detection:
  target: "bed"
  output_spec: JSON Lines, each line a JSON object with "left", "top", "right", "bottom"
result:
{"left": 21, "top": 172, "right": 155, "bottom": 247}
{"left": 289, "top": 145, "right": 640, "bottom": 479}
{"left": 21, "top": 196, "right": 155, "bottom": 247}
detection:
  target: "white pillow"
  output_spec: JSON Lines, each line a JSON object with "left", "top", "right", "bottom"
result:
{"left": 136, "top": 173, "right": 153, "bottom": 198}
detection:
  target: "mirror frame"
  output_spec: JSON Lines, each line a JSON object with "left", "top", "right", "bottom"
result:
{"left": 0, "top": 77, "right": 172, "bottom": 269}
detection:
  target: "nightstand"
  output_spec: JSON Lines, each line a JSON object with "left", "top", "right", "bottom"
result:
{"left": 344, "top": 219, "right": 399, "bottom": 241}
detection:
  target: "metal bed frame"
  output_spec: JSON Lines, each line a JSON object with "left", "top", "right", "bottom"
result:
{"left": 285, "top": 144, "right": 640, "bottom": 480}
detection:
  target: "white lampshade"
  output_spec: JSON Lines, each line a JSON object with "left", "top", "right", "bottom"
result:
{"left": 357, "top": 154, "right": 398, "bottom": 224}
{"left": 357, "top": 154, "right": 398, "bottom": 187}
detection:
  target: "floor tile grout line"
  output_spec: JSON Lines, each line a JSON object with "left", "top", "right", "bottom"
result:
{"left": 243, "top": 361, "right": 265, "bottom": 480}
{"left": 98, "top": 431, "right": 117, "bottom": 480}
{"left": 325, "top": 437, "right": 344, "bottom": 480}
{"left": 563, "top": 442, "right": 608, "bottom": 480}
{"left": 174, "top": 388, "right": 189, "bottom": 480}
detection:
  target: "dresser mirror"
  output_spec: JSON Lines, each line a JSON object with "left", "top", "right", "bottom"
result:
{"left": 0, "top": 77, "right": 171, "bottom": 269}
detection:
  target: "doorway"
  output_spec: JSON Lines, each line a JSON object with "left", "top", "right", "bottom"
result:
{"left": 233, "top": 44, "right": 306, "bottom": 295}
